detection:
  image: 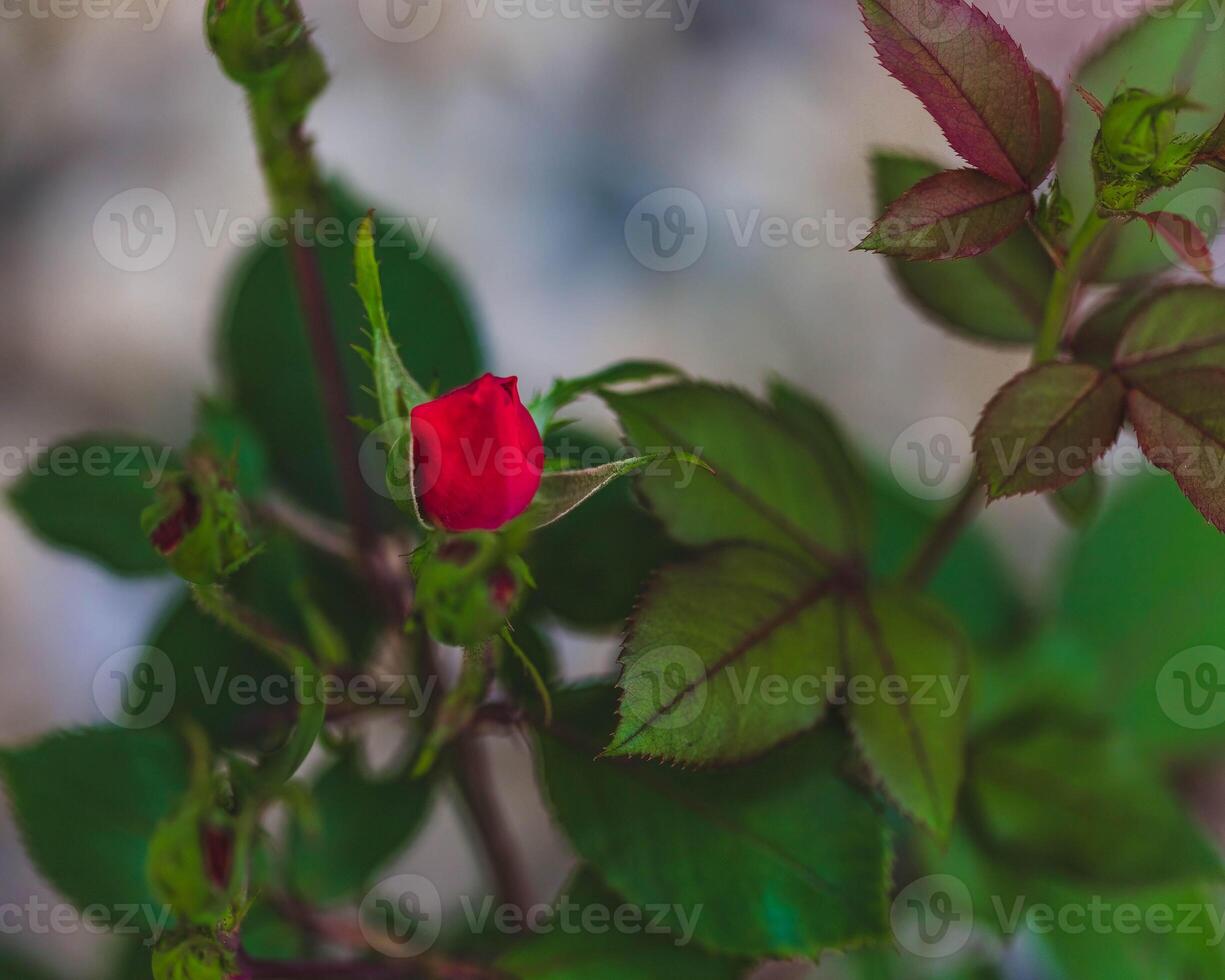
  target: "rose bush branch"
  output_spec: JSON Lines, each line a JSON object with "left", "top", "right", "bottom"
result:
{"left": 207, "top": 0, "right": 377, "bottom": 564}
{"left": 5, "top": 1, "right": 1225, "bottom": 978}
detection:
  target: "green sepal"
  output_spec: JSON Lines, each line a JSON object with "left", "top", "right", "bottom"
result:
{"left": 528, "top": 360, "right": 683, "bottom": 435}
{"left": 355, "top": 213, "right": 430, "bottom": 421}
{"left": 522, "top": 450, "right": 711, "bottom": 530}
{"left": 412, "top": 528, "right": 534, "bottom": 647}
{"left": 141, "top": 453, "right": 262, "bottom": 586}
{"left": 146, "top": 797, "right": 238, "bottom": 928}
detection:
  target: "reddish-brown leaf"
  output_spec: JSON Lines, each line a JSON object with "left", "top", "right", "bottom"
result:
{"left": 1135, "top": 211, "right": 1216, "bottom": 281}
{"left": 860, "top": 0, "right": 1041, "bottom": 188}
{"left": 1029, "top": 72, "right": 1064, "bottom": 186}
{"left": 1115, "top": 286, "right": 1225, "bottom": 529}
{"left": 974, "top": 362, "right": 1126, "bottom": 499}
{"left": 858, "top": 168, "right": 1032, "bottom": 260}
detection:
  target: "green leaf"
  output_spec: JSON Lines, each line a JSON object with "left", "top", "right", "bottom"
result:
{"left": 974, "top": 362, "right": 1126, "bottom": 499}
{"left": 858, "top": 168, "right": 1032, "bottom": 260}
{"left": 870, "top": 153, "right": 1052, "bottom": 345}
{"left": 525, "top": 433, "right": 676, "bottom": 631}
{"left": 1058, "top": 473, "right": 1225, "bottom": 755}
{"left": 966, "top": 713, "right": 1223, "bottom": 886}
{"left": 218, "top": 180, "right": 483, "bottom": 519}
{"left": 524, "top": 451, "right": 710, "bottom": 530}
{"left": 0, "top": 728, "right": 188, "bottom": 915}
{"left": 604, "top": 383, "right": 865, "bottom": 571}
{"left": 1069, "top": 287, "right": 1154, "bottom": 367}
{"left": 197, "top": 400, "right": 270, "bottom": 500}
{"left": 1049, "top": 470, "right": 1104, "bottom": 528}
{"left": 529, "top": 360, "right": 683, "bottom": 435}
{"left": 842, "top": 589, "right": 970, "bottom": 839}
{"left": 1116, "top": 286, "right": 1225, "bottom": 527}
{"left": 143, "top": 534, "right": 376, "bottom": 748}
{"left": 497, "top": 868, "right": 746, "bottom": 979}
{"left": 291, "top": 749, "right": 434, "bottom": 902}
{"left": 1062, "top": 0, "right": 1225, "bottom": 280}
{"left": 606, "top": 546, "right": 839, "bottom": 765}
{"left": 7, "top": 435, "right": 176, "bottom": 576}
{"left": 537, "top": 685, "right": 892, "bottom": 959}
{"left": 106, "top": 939, "right": 155, "bottom": 980}
{"left": 768, "top": 377, "right": 873, "bottom": 552}
{"left": 0, "top": 950, "right": 60, "bottom": 980}
{"left": 1034, "top": 882, "right": 1225, "bottom": 980}
{"left": 848, "top": 946, "right": 1002, "bottom": 980}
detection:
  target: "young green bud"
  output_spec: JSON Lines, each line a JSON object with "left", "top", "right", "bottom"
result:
{"left": 204, "top": 0, "right": 308, "bottom": 87}
{"left": 1100, "top": 89, "right": 1189, "bottom": 175}
{"left": 147, "top": 798, "right": 238, "bottom": 927}
{"left": 141, "top": 451, "right": 260, "bottom": 586}
{"left": 413, "top": 535, "right": 533, "bottom": 647}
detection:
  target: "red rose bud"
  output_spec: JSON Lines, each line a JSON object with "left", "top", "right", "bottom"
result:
{"left": 201, "top": 823, "right": 235, "bottom": 891}
{"left": 411, "top": 374, "right": 543, "bottom": 532}
{"left": 489, "top": 566, "right": 518, "bottom": 613}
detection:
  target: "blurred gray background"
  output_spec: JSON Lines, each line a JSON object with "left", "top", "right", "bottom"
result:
{"left": 0, "top": 0, "right": 1145, "bottom": 973}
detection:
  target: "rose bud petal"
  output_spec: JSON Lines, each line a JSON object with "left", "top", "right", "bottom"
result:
{"left": 201, "top": 823, "right": 235, "bottom": 891}
{"left": 410, "top": 374, "right": 544, "bottom": 532}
